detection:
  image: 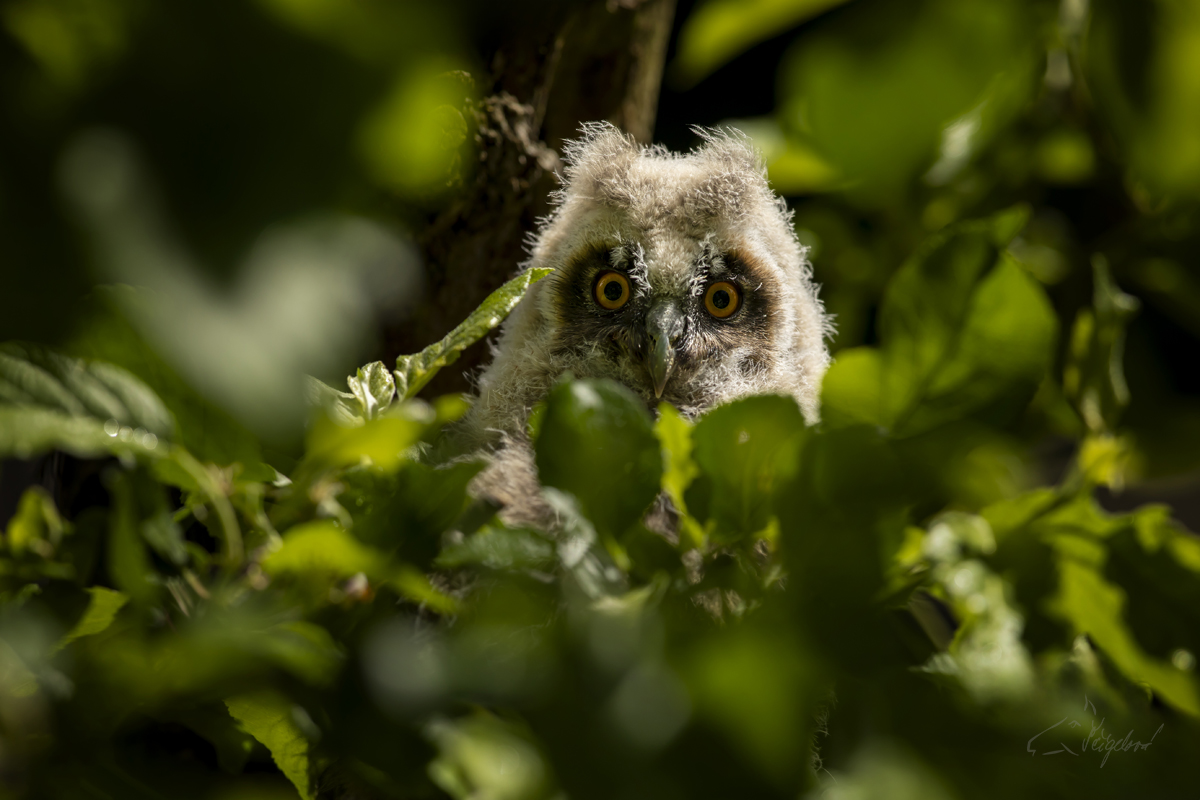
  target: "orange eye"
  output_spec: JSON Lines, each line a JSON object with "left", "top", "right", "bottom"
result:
{"left": 704, "top": 281, "right": 740, "bottom": 318}
{"left": 594, "top": 271, "right": 631, "bottom": 310}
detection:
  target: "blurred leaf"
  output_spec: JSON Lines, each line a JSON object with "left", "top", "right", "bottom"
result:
{"left": 437, "top": 525, "right": 555, "bottom": 571}
{"left": 0, "top": 342, "right": 175, "bottom": 461}
{"left": 778, "top": 0, "right": 1034, "bottom": 198}
{"left": 809, "top": 742, "right": 957, "bottom": 800}
{"left": 157, "top": 704, "right": 258, "bottom": 775}
{"left": 263, "top": 521, "right": 456, "bottom": 613}
{"left": 358, "top": 64, "right": 471, "bottom": 195}
{"left": 822, "top": 209, "right": 1056, "bottom": 437}
{"left": 71, "top": 288, "right": 263, "bottom": 466}
{"left": 395, "top": 268, "right": 553, "bottom": 400}
{"left": 685, "top": 620, "right": 815, "bottom": 786}
{"left": 106, "top": 468, "right": 157, "bottom": 606}
{"left": 1049, "top": 555, "right": 1200, "bottom": 716}
{"left": 535, "top": 379, "right": 662, "bottom": 540}
{"left": 427, "top": 714, "right": 551, "bottom": 800}
{"left": 54, "top": 587, "right": 128, "bottom": 652}
{"left": 302, "top": 405, "right": 429, "bottom": 472}
{"left": 352, "top": 459, "right": 486, "bottom": 568}
{"left": 1108, "top": 506, "right": 1200, "bottom": 665}
{"left": 820, "top": 347, "right": 885, "bottom": 428}
{"left": 688, "top": 395, "right": 807, "bottom": 543}
{"left": 1085, "top": 0, "right": 1200, "bottom": 200}
{"left": 304, "top": 376, "right": 363, "bottom": 427}
{"left": 263, "top": 521, "right": 390, "bottom": 583}
{"left": 226, "top": 690, "right": 314, "bottom": 800}
{"left": 0, "top": 406, "right": 164, "bottom": 461}
{"left": 1063, "top": 257, "right": 1140, "bottom": 434}
{"left": 673, "top": 0, "right": 853, "bottom": 85}
{"left": 5, "top": 486, "right": 68, "bottom": 558}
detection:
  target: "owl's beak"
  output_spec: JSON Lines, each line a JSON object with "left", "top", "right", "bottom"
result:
{"left": 646, "top": 301, "right": 685, "bottom": 399}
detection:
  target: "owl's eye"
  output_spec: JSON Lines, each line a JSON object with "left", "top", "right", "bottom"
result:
{"left": 704, "top": 281, "right": 741, "bottom": 319}
{"left": 594, "top": 271, "right": 631, "bottom": 310}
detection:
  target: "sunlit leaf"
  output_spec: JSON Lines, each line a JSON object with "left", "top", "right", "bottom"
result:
{"left": 1049, "top": 557, "right": 1200, "bottom": 717}
{"left": 347, "top": 361, "right": 396, "bottom": 420}
{"left": 395, "top": 268, "right": 553, "bottom": 400}
{"left": 226, "top": 690, "right": 314, "bottom": 800}
{"left": 263, "top": 521, "right": 457, "bottom": 613}
{"left": 302, "top": 406, "right": 429, "bottom": 472}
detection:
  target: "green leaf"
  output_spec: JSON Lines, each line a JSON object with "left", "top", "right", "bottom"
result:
{"left": 655, "top": 403, "right": 699, "bottom": 514}
{"left": 0, "top": 342, "right": 174, "bottom": 437}
{"left": 263, "top": 521, "right": 457, "bottom": 613}
{"left": 225, "top": 690, "right": 314, "bottom": 800}
{"left": 1049, "top": 557, "right": 1200, "bottom": 717}
{"left": 0, "top": 343, "right": 178, "bottom": 462}
{"left": 264, "top": 521, "right": 390, "bottom": 580}
{"left": 689, "top": 395, "right": 806, "bottom": 543}
{"left": 5, "top": 486, "right": 68, "bottom": 557}
{"left": 672, "top": 0, "right": 853, "bottom": 85}
{"left": 55, "top": 587, "right": 129, "bottom": 652}
{"left": 303, "top": 375, "right": 362, "bottom": 426}
{"left": 106, "top": 468, "right": 158, "bottom": 606}
{"left": 1063, "top": 257, "right": 1140, "bottom": 434}
{"left": 348, "top": 360, "right": 396, "bottom": 420}
{"left": 821, "top": 209, "right": 1056, "bottom": 437}
{"left": 436, "top": 525, "right": 555, "bottom": 571}
{"left": 302, "top": 403, "right": 430, "bottom": 472}
{"left": 156, "top": 705, "right": 258, "bottom": 775}
{"left": 684, "top": 620, "right": 815, "bottom": 785}
{"left": 819, "top": 347, "right": 885, "bottom": 429}
{"left": 655, "top": 403, "right": 706, "bottom": 548}
{"left": 69, "top": 286, "right": 263, "bottom": 466}
{"left": 895, "top": 255, "right": 1057, "bottom": 434}
{"left": 0, "top": 406, "right": 166, "bottom": 461}
{"left": 395, "top": 267, "right": 552, "bottom": 400}
{"left": 534, "top": 379, "right": 663, "bottom": 539}
{"left": 349, "top": 459, "right": 486, "bottom": 568}
{"left": 778, "top": 0, "right": 1036, "bottom": 197}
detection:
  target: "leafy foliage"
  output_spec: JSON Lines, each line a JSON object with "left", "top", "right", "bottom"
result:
{"left": 5, "top": 0, "right": 1200, "bottom": 798}
{"left": 3, "top": 205, "right": 1198, "bottom": 798}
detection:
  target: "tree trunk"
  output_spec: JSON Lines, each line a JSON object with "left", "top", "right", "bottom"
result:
{"left": 386, "top": 0, "right": 676, "bottom": 397}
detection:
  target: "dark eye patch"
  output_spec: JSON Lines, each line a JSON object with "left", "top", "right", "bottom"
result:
{"left": 550, "top": 243, "right": 643, "bottom": 356}
{"left": 679, "top": 250, "right": 780, "bottom": 361}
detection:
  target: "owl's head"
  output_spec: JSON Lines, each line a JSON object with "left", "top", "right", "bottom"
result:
{"left": 471, "top": 123, "right": 831, "bottom": 441}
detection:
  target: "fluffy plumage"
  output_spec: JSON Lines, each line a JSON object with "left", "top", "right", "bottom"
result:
{"left": 459, "top": 123, "right": 831, "bottom": 528}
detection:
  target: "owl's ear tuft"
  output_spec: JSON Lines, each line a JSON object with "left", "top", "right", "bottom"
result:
{"left": 693, "top": 127, "right": 766, "bottom": 175}
{"left": 560, "top": 122, "right": 640, "bottom": 205}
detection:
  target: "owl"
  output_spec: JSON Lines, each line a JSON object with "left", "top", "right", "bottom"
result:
{"left": 458, "top": 122, "right": 831, "bottom": 529}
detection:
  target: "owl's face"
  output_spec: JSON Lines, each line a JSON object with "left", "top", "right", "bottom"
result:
{"left": 544, "top": 234, "right": 784, "bottom": 416}
{"left": 468, "top": 124, "right": 830, "bottom": 443}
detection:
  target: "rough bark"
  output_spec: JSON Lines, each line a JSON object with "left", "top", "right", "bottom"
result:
{"left": 386, "top": 0, "right": 677, "bottom": 397}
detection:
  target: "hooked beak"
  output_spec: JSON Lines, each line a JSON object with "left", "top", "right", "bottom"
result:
{"left": 645, "top": 301, "right": 685, "bottom": 399}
